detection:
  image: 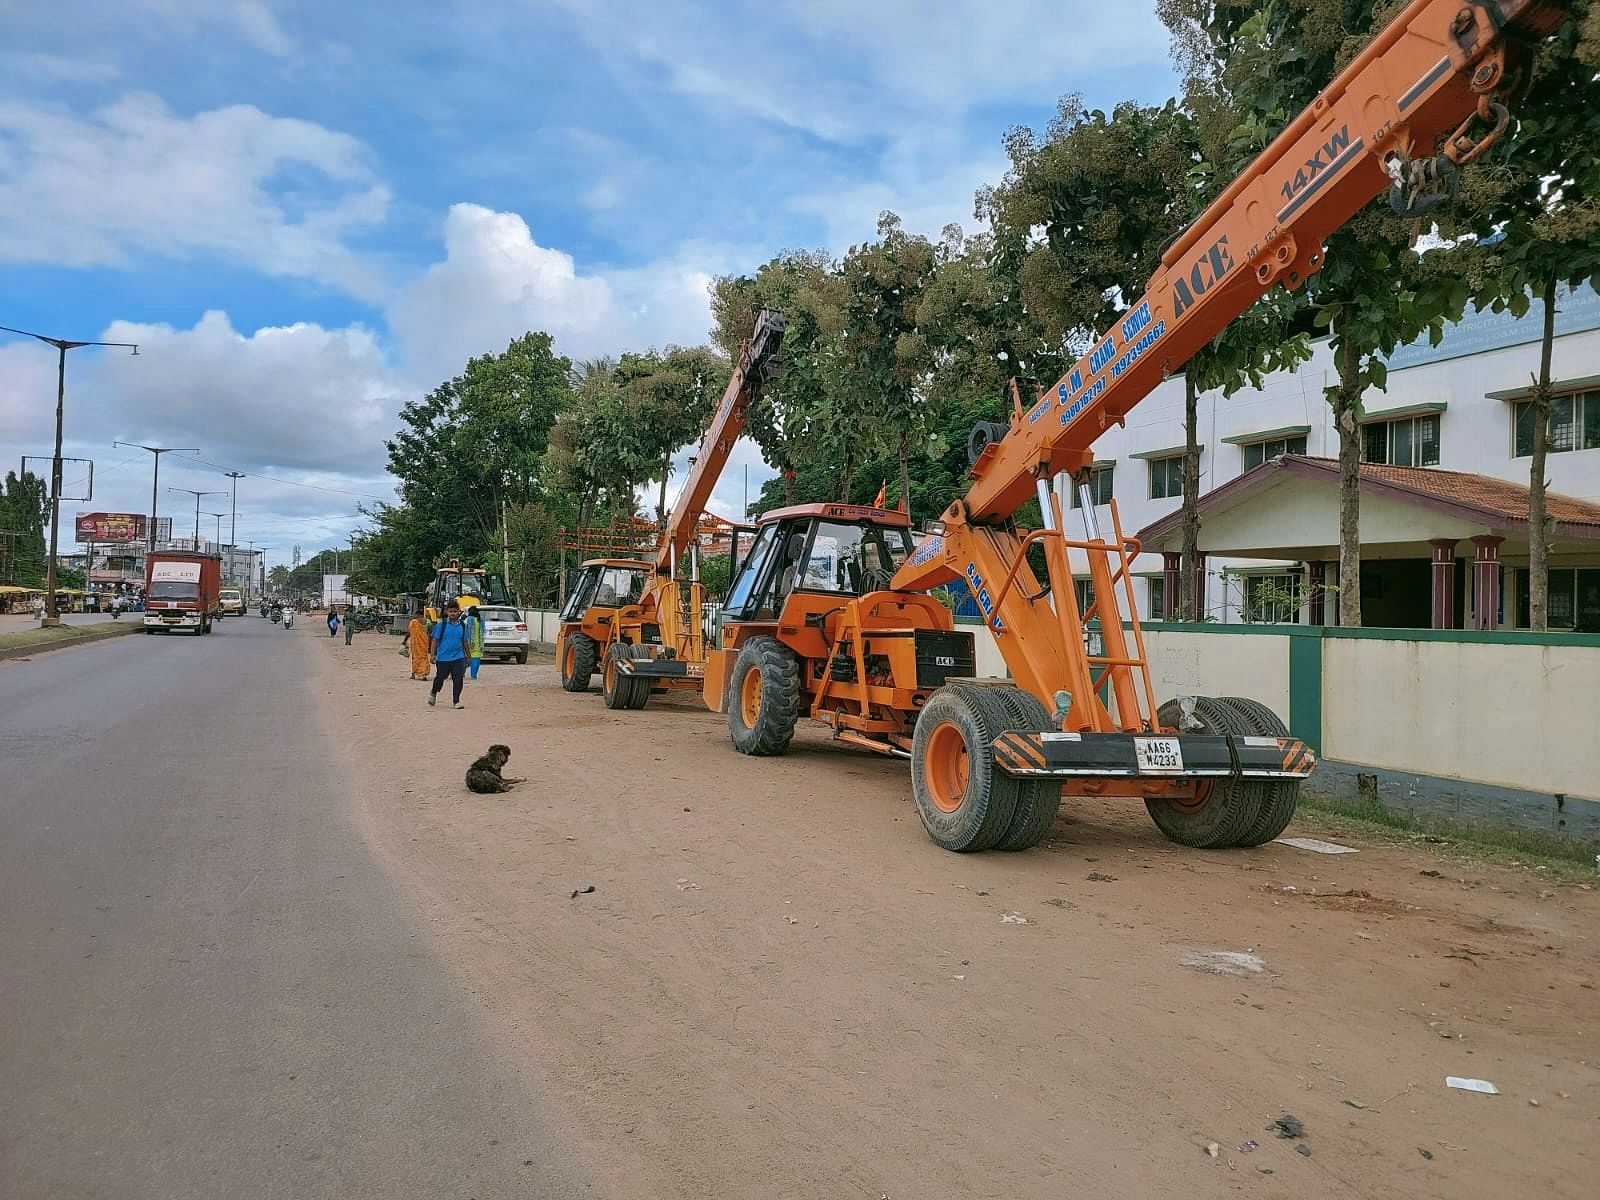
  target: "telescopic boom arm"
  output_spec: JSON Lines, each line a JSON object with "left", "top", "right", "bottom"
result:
{"left": 656, "top": 310, "right": 786, "bottom": 574}
{"left": 896, "top": 0, "right": 1569, "bottom": 580}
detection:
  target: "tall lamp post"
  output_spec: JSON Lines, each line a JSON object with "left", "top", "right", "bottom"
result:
{"left": 224, "top": 470, "right": 245, "bottom": 580}
{"left": 2, "top": 325, "right": 139, "bottom": 627}
{"left": 169, "top": 488, "right": 224, "bottom": 550}
{"left": 114, "top": 442, "right": 199, "bottom": 554}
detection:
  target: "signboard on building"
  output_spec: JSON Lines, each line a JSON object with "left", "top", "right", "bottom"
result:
{"left": 75, "top": 512, "right": 147, "bottom": 543}
{"left": 1385, "top": 283, "right": 1600, "bottom": 373}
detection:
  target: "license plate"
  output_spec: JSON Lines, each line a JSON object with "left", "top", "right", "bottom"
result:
{"left": 1134, "top": 737, "right": 1184, "bottom": 773}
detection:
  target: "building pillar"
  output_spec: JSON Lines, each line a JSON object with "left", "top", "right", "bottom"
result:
{"left": 1307, "top": 560, "right": 1326, "bottom": 625}
{"left": 1470, "top": 535, "right": 1504, "bottom": 630}
{"left": 1161, "top": 552, "right": 1181, "bottom": 620}
{"left": 1429, "top": 538, "right": 1458, "bottom": 630}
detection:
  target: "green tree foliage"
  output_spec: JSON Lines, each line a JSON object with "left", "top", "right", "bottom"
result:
{"left": 711, "top": 251, "right": 848, "bottom": 505}
{"left": 838, "top": 214, "right": 940, "bottom": 517}
{"left": 0, "top": 470, "right": 49, "bottom": 586}
{"left": 1432, "top": 4, "right": 1600, "bottom": 627}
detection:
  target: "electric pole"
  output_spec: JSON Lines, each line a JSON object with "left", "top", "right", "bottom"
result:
{"left": 169, "top": 488, "right": 224, "bottom": 549}
{"left": 115, "top": 442, "right": 199, "bottom": 554}
{"left": 2, "top": 326, "right": 139, "bottom": 626}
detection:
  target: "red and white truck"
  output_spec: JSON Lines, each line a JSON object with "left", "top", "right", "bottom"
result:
{"left": 143, "top": 551, "right": 223, "bottom": 635}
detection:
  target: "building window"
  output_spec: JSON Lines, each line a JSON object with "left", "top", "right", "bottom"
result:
{"left": 1362, "top": 413, "right": 1440, "bottom": 466}
{"left": 1241, "top": 435, "right": 1307, "bottom": 471}
{"left": 1148, "top": 455, "right": 1185, "bottom": 500}
{"left": 1147, "top": 576, "right": 1166, "bottom": 620}
{"left": 1240, "top": 572, "right": 1302, "bottom": 624}
{"left": 1517, "top": 567, "right": 1600, "bottom": 631}
{"left": 1070, "top": 465, "right": 1115, "bottom": 507}
{"left": 1073, "top": 577, "right": 1096, "bottom": 615}
{"left": 1514, "top": 390, "right": 1600, "bottom": 457}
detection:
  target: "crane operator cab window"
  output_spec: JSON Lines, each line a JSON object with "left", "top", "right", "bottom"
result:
{"left": 722, "top": 518, "right": 914, "bottom": 622}
{"left": 560, "top": 564, "right": 647, "bottom": 621}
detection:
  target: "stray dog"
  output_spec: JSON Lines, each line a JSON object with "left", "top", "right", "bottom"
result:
{"left": 465, "top": 744, "right": 525, "bottom": 794}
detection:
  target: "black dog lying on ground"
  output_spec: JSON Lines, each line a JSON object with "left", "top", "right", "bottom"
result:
{"left": 465, "top": 744, "right": 525, "bottom": 794}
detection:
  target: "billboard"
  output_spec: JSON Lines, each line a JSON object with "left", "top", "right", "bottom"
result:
{"left": 75, "top": 512, "right": 147, "bottom": 543}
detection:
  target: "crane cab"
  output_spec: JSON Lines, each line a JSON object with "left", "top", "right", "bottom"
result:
{"left": 555, "top": 558, "right": 651, "bottom": 692}
{"left": 703, "top": 503, "right": 974, "bottom": 739}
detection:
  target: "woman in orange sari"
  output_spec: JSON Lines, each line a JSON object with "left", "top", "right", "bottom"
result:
{"left": 404, "top": 616, "right": 431, "bottom": 679}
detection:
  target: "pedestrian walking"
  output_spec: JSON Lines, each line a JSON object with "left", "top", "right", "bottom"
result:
{"left": 428, "top": 600, "right": 471, "bottom": 709}
{"left": 465, "top": 604, "right": 484, "bottom": 679}
{"left": 326, "top": 607, "right": 340, "bottom": 638}
{"left": 344, "top": 605, "right": 355, "bottom": 644}
{"left": 404, "top": 614, "right": 431, "bottom": 679}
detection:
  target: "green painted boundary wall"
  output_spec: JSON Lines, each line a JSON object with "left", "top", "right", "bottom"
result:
{"left": 1128, "top": 622, "right": 1600, "bottom": 756}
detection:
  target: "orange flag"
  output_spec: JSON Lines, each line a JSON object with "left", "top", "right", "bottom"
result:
{"left": 873, "top": 480, "right": 886, "bottom": 507}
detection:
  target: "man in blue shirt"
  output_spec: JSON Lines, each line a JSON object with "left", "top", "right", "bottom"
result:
{"left": 427, "top": 599, "right": 472, "bottom": 709}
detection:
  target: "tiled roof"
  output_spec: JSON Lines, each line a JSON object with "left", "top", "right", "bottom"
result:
{"left": 1301, "top": 457, "right": 1600, "bottom": 530}
{"left": 1136, "top": 454, "right": 1600, "bottom": 544}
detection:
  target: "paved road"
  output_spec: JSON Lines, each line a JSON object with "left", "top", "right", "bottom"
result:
{"left": 0, "top": 617, "right": 596, "bottom": 1199}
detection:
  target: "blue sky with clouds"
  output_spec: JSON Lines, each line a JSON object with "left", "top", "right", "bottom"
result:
{"left": 1, "top": 1, "right": 1178, "bottom": 563}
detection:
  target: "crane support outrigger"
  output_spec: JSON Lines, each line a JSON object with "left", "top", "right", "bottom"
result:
{"left": 706, "top": 0, "right": 1572, "bottom": 852}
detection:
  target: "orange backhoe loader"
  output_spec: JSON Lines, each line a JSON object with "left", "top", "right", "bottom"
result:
{"left": 700, "top": 0, "right": 1571, "bottom": 852}
{"left": 555, "top": 557, "right": 652, "bottom": 691}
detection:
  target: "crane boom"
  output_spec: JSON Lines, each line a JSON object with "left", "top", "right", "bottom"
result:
{"left": 908, "top": 0, "right": 1568, "bottom": 539}
{"left": 656, "top": 310, "right": 786, "bottom": 573}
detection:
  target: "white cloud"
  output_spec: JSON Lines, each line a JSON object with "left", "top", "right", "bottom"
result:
{"left": 0, "top": 93, "right": 389, "bottom": 298}
{"left": 389, "top": 203, "right": 730, "bottom": 384}
{"left": 86, "top": 310, "right": 403, "bottom": 478}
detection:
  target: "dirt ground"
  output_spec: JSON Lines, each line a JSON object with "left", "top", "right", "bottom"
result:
{"left": 319, "top": 632, "right": 1598, "bottom": 1200}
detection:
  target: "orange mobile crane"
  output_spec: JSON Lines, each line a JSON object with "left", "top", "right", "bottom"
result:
{"left": 563, "top": 311, "right": 787, "bottom": 708}
{"left": 701, "top": 0, "right": 1571, "bottom": 853}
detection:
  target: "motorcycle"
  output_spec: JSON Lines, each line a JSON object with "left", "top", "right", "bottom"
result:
{"left": 281, "top": 608, "right": 295, "bottom": 629}
{"left": 270, "top": 606, "right": 282, "bottom": 624}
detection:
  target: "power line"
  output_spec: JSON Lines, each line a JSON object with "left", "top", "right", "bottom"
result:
{"left": 180, "top": 455, "right": 393, "bottom": 503}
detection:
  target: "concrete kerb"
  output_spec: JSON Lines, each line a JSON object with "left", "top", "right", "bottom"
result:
{"left": 0, "top": 621, "right": 144, "bottom": 661}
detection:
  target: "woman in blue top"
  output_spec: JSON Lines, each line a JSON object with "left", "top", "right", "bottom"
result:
{"left": 427, "top": 599, "right": 472, "bottom": 709}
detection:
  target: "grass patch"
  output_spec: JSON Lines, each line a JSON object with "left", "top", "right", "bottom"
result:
{"left": 1297, "top": 789, "right": 1599, "bottom": 881}
{"left": 0, "top": 622, "right": 142, "bottom": 655}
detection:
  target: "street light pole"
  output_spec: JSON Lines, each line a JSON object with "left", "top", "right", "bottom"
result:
{"left": 225, "top": 470, "right": 244, "bottom": 581}
{"left": 169, "top": 488, "right": 224, "bottom": 550}
{"left": 2, "top": 325, "right": 139, "bottom": 627}
{"left": 203, "top": 511, "right": 226, "bottom": 553}
{"left": 114, "top": 442, "right": 199, "bottom": 554}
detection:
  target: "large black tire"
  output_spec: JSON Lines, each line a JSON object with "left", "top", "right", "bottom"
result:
{"left": 727, "top": 636, "right": 800, "bottom": 756}
{"left": 972, "top": 684, "right": 1064, "bottom": 852}
{"left": 910, "top": 686, "right": 1024, "bottom": 853}
{"left": 515, "top": 649, "right": 529, "bottom": 666}
{"left": 1217, "top": 696, "right": 1301, "bottom": 846}
{"left": 561, "top": 633, "right": 597, "bottom": 692}
{"left": 1144, "top": 697, "right": 1261, "bottom": 849}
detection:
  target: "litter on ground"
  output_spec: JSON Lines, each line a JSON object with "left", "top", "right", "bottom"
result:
{"left": 1445, "top": 1076, "right": 1500, "bottom": 1095}
{"left": 1276, "top": 837, "right": 1359, "bottom": 855}
{"left": 1180, "top": 950, "right": 1265, "bottom": 978}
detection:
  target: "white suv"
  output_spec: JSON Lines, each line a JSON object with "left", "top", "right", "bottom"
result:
{"left": 474, "top": 606, "right": 530, "bottom": 664}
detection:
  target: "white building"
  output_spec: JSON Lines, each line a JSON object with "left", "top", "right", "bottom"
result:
{"left": 1064, "top": 286, "right": 1600, "bottom": 631}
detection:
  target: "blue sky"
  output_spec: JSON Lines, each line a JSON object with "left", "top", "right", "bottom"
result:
{"left": 0, "top": 1, "right": 1178, "bottom": 564}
